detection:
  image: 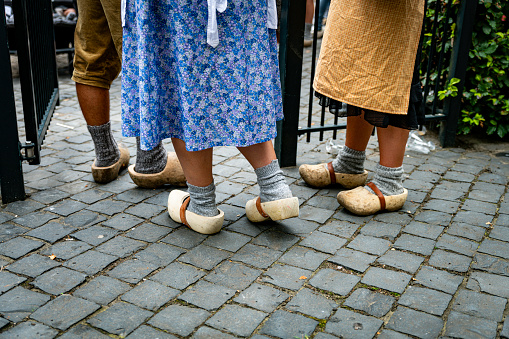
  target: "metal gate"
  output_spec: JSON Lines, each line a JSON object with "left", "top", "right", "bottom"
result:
{"left": 275, "top": 0, "right": 478, "bottom": 167}
{"left": 0, "top": 0, "right": 59, "bottom": 203}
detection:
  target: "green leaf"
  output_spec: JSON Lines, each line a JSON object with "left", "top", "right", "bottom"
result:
{"left": 482, "top": 25, "right": 491, "bottom": 35}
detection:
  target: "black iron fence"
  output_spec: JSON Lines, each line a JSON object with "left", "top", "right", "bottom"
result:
{"left": 0, "top": 0, "right": 59, "bottom": 203}
{"left": 276, "top": 0, "right": 477, "bottom": 167}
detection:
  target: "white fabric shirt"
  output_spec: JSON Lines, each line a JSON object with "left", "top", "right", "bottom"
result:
{"left": 121, "top": 0, "right": 278, "bottom": 48}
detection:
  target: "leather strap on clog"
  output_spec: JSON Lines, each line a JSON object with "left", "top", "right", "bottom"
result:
{"left": 367, "top": 182, "right": 386, "bottom": 211}
{"left": 180, "top": 196, "right": 191, "bottom": 227}
{"left": 256, "top": 197, "right": 270, "bottom": 218}
{"left": 327, "top": 162, "right": 336, "bottom": 184}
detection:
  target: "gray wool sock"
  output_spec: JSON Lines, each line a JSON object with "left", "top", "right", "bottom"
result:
{"left": 255, "top": 160, "right": 293, "bottom": 203}
{"left": 304, "top": 23, "right": 312, "bottom": 40}
{"left": 87, "top": 122, "right": 120, "bottom": 167}
{"left": 135, "top": 137, "right": 167, "bottom": 174}
{"left": 332, "top": 146, "right": 366, "bottom": 174}
{"left": 187, "top": 182, "right": 220, "bottom": 217}
{"left": 367, "top": 164, "right": 405, "bottom": 196}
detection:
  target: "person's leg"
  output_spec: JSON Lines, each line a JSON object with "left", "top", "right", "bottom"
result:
{"left": 304, "top": 0, "right": 314, "bottom": 46}
{"left": 171, "top": 138, "right": 218, "bottom": 216}
{"left": 237, "top": 140, "right": 292, "bottom": 203}
{"left": 317, "top": 0, "right": 330, "bottom": 31}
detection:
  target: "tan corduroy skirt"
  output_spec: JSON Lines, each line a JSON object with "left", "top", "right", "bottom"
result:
{"left": 314, "top": 0, "right": 425, "bottom": 115}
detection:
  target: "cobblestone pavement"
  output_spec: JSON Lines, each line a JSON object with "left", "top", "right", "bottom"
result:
{"left": 1, "top": 51, "right": 509, "bottom": 338}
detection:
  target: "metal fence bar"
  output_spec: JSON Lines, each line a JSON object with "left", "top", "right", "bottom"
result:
{"left": 0, "top": 6, "right": 26, "bottom": 203}
{"left": 440, "top": 0, "right": 477, "bottom": 147}
{"left": 275, "top": 0, "right": 306, "bottom": 167}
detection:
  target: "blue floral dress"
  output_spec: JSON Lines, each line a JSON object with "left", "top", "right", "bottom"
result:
{"left": 121, "top": 0, "right": 283, "bottom": 151}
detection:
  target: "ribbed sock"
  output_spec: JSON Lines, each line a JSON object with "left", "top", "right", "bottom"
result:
{"left": 367, "top": 164, "right": 405, "bottom": 196}
{"left": 135, "top": 137, "right": 167, "bottom": 174}
{"left": 304, "top": 23, "right": 312, "bottom": 40}
{"left": 87, "top": 122, "right": 120, "bottom": 167}
{"left": 332, "top": 146, "right": 366, "bottom": 174}
{"left": 255, "top": 160, "right": 293, "bottom": 203}
{"left": 187, "top": 182, "right": 220, "bottom": 217}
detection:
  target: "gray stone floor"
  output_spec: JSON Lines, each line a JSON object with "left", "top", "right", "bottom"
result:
{"left": 1, "top": 52, "right": 509, "bottom": 338}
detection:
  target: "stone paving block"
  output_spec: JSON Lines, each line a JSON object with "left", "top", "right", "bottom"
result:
{"left": 148, "top": 305, "right": 210, "bottom": 337}
{"left": 362, "top": 267, "right": 411, "bottom": 294}
{"left": 27, "top": 221, "right": 75, "bottom": 243}
{"left": 472, "top": 181, "right": 506, "bottom": 195}
{"left": 151, "top": 262, "right": 205, "bottom": 290}
{"left": 216, "top": 180, "right": 245, "bottom": 195}
{"left": 430, "top": 187, "right": 464, "bottom": 202}
{"left": 415, "top": 266, "right": 463, "bottom": 294}
{"left": 309, "top": 268, "right": 360, "bottom": 295}
{"left": 377, "top": 250, "right": 424, "bottom": 274}
{"left": 0, "top": 271, "right": 26, "bottom": 294}
{"left": 115, "top": 189, "right": 159, "bottom": 203}
{"left": 289, "top": 183, "right": 318, "bottom": 201}
{"left": 418, "top": 163, "right": 448, "bottom": 174}
{"left": 88, "top": 302, "right": 152, "bottom": 336}
{"left": 125, "top": 223, "right": 171, "bottom": 242}
{"left": 108, "top": 259, "right": 158, "bottom": 284}
{"left": 125, "top": 203, "right": 166, "bottom": 219}
{"left": 45, "top": 200, "right": 87, "bottom": 216}
{"left": 161, "top": 227, "right": 206, "bottom": 249}
{"left": 326, "top": 308, "right": 383, "bottom": 338}
{"left": 203, "top": 230, "right": 251, "bottom": 252}
{"left": 225, "top": 217, "right": 268, "bottom": 237}
{"left": 436, "top": 234, "right": 478, "bottom": 257}
{"left": 279, "top": 246, "right": 329, "bottom": 271}
{"left": 193, "top": 326, "right": 236, "bottom": 339}
{"left": 398, "top": 286, "right": 452, "bottom": 316}
{"left": 472, "top": 253, "right": 509, "bottom": 277}
{"left": 360, "top": 221, "right": 402, "bottom": 241}
{"left": 96, "top": 236, "right": 146, "bottom": 258}
{"left": 71, "top": 189, "right": 113, "bottom": 204}
{"left": 489, "top": 226, "right": 509, "bottom": 242}
{"left": 333, "top": 209, "right": 372, "bottom": 225}
{"left": 393, "top": 234, "right": 435, "bottom": 256}
{"left": 462, "top": 199, "right": 498, "bottom": 215}
{"left": 179, "top": 244, "right": 230, "bottom": 270}
{"left": 299, "top": 205, "right": 335, "bottom": 224}
{"left": 225, "top": 192, "right": 257, "bottom": 208}
{"left": 0, "top": 223, "right": 26, "bottom": 242}
{"left": 478, "top": 172, "right": 507, "bottom": 185}
{"left": 72, "top": 225, "right": 119, "bottom": 246}
{"left": 0, "top": 237, "right": 44, "bottom": 259}
{"left": 496, "top": 213, "right": 509, "bottom": 227}
{"left": 0, "top": 321, "right": 58, "bottom": 339}
{"left": 126, "top": 325, "right": 177, "bottom": 339}
{"left": 447, "top": 222, "right": 486, "bottom": 241}
{"left": 403, "top": 179, "right": 434, "bottom": 192}
{"left": 145, "top": 192, "right": 172, "bottom": 207}
{"left": 300, "top": 231, "right": 347, "bottom": 254}
{"left": 30, "top": 188, "right": 71, "bottom": 204}
{"left": 453, "top": 162, "right": 484, "bottom": 173}
{"left": 0, "top": 213, "right": 14, "bottom": 225}
{"left": 319, "top": 220, "right": 359, "bottom": 238}
{"left": 12, "top": 212, "right": 58, "bottom": 229}
{"left": 386, "top": 307, "right": 443, "bottom": 339}
{"left": 414, "top": 210, "right": 452, "bottom": 226}
{"left": 347, "top": 235, "right": 391, "bottom": 256}
{"left": 273, "top": 217, "right": 321, "bottom": 237}
{"left": 102, "top": 214, "right": 144, "bottom": 231}
{"left": 408, "top": 170, "right": 441, "bottom": 184}
{"left": 121, "top": 280, "right": 179, "bottom": 311}
{"left": 377, "top": 330, "right": 411, "bottom": 339}
{"left": 436, "top": 180, "right": 470, "bottom": 193}
{"left": 0, "top": 287, "right": 50, "bottom": 322}
{"left": 231, "top": 243, "right": 282, "bottom": 269}
{"left": 344, "top": 288, "right": 394, "bottom": 317}
{"left": 86, "top": 200, "right": 130, "bottom": 216}
{"left": 40, "top": 240, "right": 91, "bottom": 260}
{"left": 63, "top": 250, "right": 117, "bottom": 275}
{"left": 453, "top": 210, "right": 492, "bottom": 227}
{"left": 328, "top": 248, "right": 377, "bottom": 273}
{"left": 468, "top": 189, "right": 502, "bottom": 204}
{"left": 98, "top": 180, "right": 137, "bottom": 194}
{"left": 33, "top": 267, "right": 86, "bottom": 295}
{"left": 217, "top": 204, "right": 245, "bottom": 222}
{"left": 428, "top": 249, "right": 472, "bottom": 273}
{"left": 58, "top": 323, "right": 110, "bottom": 339}
{"left": 31, "top": 295, "right": 100, "bottom": 330}
{"left": 452, "top": 289, "right": 506, "bottom": 322}
{"left": 234, "top": 283, "right": 289, "bottom": 313}
{"left": 444, "top": 311, "right": 498, "bottom": 339}
{"left": 134, "top": 243, "right": 184, "bottom": 267}
{"left": 3, "top": 199, "right": 44, "bottom": 216}
{"left": 286, "top": 288, "right": 337, "bottom": 319}
{"left": 258, "top": 310, "right": 317, "bottom": 339}
{"left": 6, "top": 254, "right": 59, "bottom": 278}
{"left": 252, "top": 230, "right": 300, "bottom": 252}
{"left": 74, "top": 276, "right": 130, "bottom": 305}
{"left": 63, "top": 210, "right": 106, "bottom": 228}
{"left": 206, "top": 304, "right": 267, "bottom": 337}
{"left": 476, "top": 239, "right": 509, "bottom": 259}
{"left": 150, "top": 212, "right": 181, "bottom": 228}
{"left": 406, "top": 189, "right": 427, "bottom": 204}
{"left": 467, "top": 271, "right": 509, "bottom": 298}
{"left": 502, "top": 318, "right": 509, "bottom": 338}
{"left": 306, "top": 195, "right": 341, "bottom": 211}
{"left": 443, "top": 171, "right": 475, "bottom": 182}
{"left": 262, "top": 264, "right": 312, "bottom": 291}
{"left": 422, "top": 199, "right": 460, "bottom": 214}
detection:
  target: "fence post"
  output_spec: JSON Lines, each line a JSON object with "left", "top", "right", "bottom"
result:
{"left": 275, "top": 0, "right": 306, "bottom": 167}
{"left": 439, "top": 0, "right": 477, "bottom": 147}
{"left": 0, "top": 6, "right": 26, "bottom": 203}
